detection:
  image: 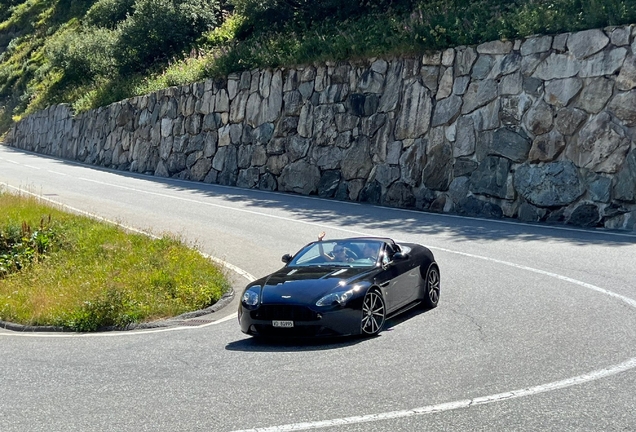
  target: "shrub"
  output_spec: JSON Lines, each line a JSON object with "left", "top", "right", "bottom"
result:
{"left": 46, "top": 26, "right": 118, "bottom": 82}
{"left": 84, "top": 0, "right": 135, "bottom": 29}
{"left": 114, "top": 0, "right": 220, "bottom": 74}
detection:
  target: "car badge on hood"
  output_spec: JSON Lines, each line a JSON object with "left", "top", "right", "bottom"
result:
{"left": 282, "top": 295, "right": 291, "bottom": 299}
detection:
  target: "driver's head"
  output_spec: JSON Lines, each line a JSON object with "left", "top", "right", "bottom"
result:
{"left": 333, "top": 245, "right": 346, "bottom": 258}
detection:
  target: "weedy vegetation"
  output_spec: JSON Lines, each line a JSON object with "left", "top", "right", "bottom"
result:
{"left": 0, "top": 0, "right": 635, "bottom": 136}
{"left": 0, "top": 190, "right": 231, "bottom": 331}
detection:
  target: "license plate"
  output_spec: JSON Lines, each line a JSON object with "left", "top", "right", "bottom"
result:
{"left": 272, "top": 320, "right": 294, "bottom": 328}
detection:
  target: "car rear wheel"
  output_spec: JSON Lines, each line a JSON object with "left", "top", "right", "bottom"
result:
{"left": 423, "top": 265, "right": 440, "bottom": 308}
{"left": 361, "top": 290, "right": 386, "bottom": 336}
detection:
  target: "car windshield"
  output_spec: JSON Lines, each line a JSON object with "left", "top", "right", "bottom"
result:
{"left": 288, "top": 240, "right": 384, "bottom": 268}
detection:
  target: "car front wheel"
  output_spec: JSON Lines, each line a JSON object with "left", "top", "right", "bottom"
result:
{"left": 361, "top": 290, "right": 386, "bottom": 336}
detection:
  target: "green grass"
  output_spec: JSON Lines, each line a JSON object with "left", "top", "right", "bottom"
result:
{"left": 0, "top": 190, "right": 231, "bottom": 331}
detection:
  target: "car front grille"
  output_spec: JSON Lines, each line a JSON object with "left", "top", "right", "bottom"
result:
{"left": 251, "top": 305, "right": 319, "bottom": 321}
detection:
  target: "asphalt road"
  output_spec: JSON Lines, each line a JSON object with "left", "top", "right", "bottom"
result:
{"left": 1, "top": 145, "right": 635, "bottom": 431}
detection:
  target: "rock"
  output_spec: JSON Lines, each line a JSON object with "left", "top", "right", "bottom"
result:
{"left": 436, "top": 68, "right": 454, "bottom": 100}
{"left": 567, "top": 203, "right": 601, "bottom": 227}
{"left": 617, "top": 54, "right": 636, "bottom": 91}
{"left": 614, "top": 149, "right": 636, "bottom": 202}
{"left": 574, "top": 77, "right": 614, "bottom": 114}
{"left": 604, "top": 211, "right": 636, "bottom": 231}
{"left": 454, "top": 116, "right": 476, "bottom": 157}
{"left": 286, "top": 135, "right": 310, "bottom": 161}
{"left": 555, "top": 107, "right": 587, "bottom": 136}
{"left": 607, "top": 90, "right": 636, "bottom": 127}
{"left": 455, "top": 47, "right": 478, "bottom": 76}
{"left": 523, "top": 76, "right": 543, "bottom": 96}
{"left": 284, "top": 91, "right": 304, "bottom": 116}
{"left": 399, "top": 140, "right": 426, "bottom": 187}
{"left": 341, "top": 137, "right": 373, "bottom": 180}
{"left": 520, "top": 35, "right": 553, "bottom": 56}
{"left": 319, "top": 84, "right": 349, "bottom": 104}
{"left": 361, "top": 113, "right": 387, "bottom": 137}
{"left": 477, "top": 40, "right": 513, "bottom": 54}
{"left": 457, "top": 196, "right": 503, "bottom": 218}
{"left": 528, "top": 130, "right": 566, "bottom": 162}
{"left": 470, "top": 156, "right": 511, "bottom": 199}
{"left": 422, "top": 138, "right": 453, "bottom": 191}
{"left": 517, "top": 203, "right": 547, "bottom": 222}
{"left": 472, "top": 55, "right": 495, "bottom": 80}
{"left": 359, "top": 180, "right": 382, "bottom": 204}
{"left": 567, "top": 112, "right": 631, "bottom": 173}
{"left": 310, "top": 145, "right": 343, "bottom": 170}
{"left": 532, "top": 53, "right": 581, "bottom": 80}
{"left": 524, "top": 100, "right": 554, "bottom": 136}
{"left": 373, "top": 164, "right": 401, "bottom": 187}
{"left": 610, "top": 27, "right": 631, "bottom": 46}
{"left": 500, "top": 94, "right": 533, "bottom": 126}
{"left": 578, "top": 47, "right": 627, "bottom": 78}
{"left": 394, "top": 80, "right": 432, "bottom": 139}
{"left": 499, "top": 72, "right": 523, "bottom": 95}
{"left": 468, "top": 99, "right": 499, "bottom": 131}
{"left": 279, "top": 160, "right": 320, "bottom": 195}
{"left": 448, "top": 177, "right": 470, "bottom": 204}
{"left": 357, "top": 69, "right": 384, "bottom": 94}
{"left": 454, "top": 158, "right": 478, "bottom": 177}
{"left": 544, "top": 78, "right": 582, "bottom": 107}
{"left": 318, "top": 171, "right": 341, "bottom": 198}
{"left": 514, "top": 161, "right": 585, "bottom": 207}
{"left": 237, "top": 167, "right": 260, "bottom": 188}
{"left": 258, "top": 172, "right": 277, "bottom": 191}
{"left": 453, "top": 76, "right": 470, "bottom": 95}
{"left": 420, "top": 66, "right": 440, "bottom": 93}
{"left": 490, "top": 127, "right": 531, "bottom": 162}
{"left": 190, "top": 157, "right": 212, "bottom": 182}
{"left": 432, "top": 95, "right": 462, "bottom": 127}
{"left": 461, "top": 80, "right": 498, "bottom": 114}
{"left": 567, "top": 29, "right": 609, "bottom": 59}
{"left": 585, "top": 172, "right": 612, "bottom": 203}
{"left": 383, "top": 182, "right": 415, "bottom": 208}
{"left": 265, "top": 154, "right": 288, "bottom": 175}
{"left": 378, "top": 61, "right": 403, "bottom": 112}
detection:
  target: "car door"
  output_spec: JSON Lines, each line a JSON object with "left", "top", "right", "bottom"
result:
{"left": 374, "top": 243, "right": 415, "bottom": 312}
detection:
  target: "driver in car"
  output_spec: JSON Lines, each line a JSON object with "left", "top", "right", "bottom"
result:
{"left": 317, "top": 232, "right": 354, "bottom": 263}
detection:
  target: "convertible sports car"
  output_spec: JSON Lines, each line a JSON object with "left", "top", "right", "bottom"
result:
{"left": 238, "top": 237, "right": 440, "bottom": 338}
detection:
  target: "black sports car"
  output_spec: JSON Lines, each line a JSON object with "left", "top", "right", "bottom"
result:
{"left": 238, "top": 237, "right": 440, "bottom": 338}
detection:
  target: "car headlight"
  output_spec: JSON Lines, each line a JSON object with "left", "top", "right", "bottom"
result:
{"left": 242, "top": 287, "right": 261, "bottom": 309}
{"left": 316, "top": 289, "right": 354, "bottom": 307}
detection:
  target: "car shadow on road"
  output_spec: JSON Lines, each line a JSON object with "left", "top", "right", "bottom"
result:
{"left": 224, "top": 307, "right": 430, "bottom": 352}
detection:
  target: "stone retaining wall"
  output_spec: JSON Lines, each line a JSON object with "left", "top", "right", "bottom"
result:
{"left": 6, "top": 25, "right": 636, "bottom": 230}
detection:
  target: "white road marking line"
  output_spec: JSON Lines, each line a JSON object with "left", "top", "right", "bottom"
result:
{"left": 229, "top": 247, "right": 636, "bottom": 431}
{"left": 3, "top": 173, "right": 636, "bottom": 428}
{"left": 231, "top": 358, "right": 636, "bottom": 432}
{"left": 47, "top": 170, "right": 68, "bottom": 176}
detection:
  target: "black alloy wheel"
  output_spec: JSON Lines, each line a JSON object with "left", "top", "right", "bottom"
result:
{"left": 423, "top": 265, "right": 440, "bottom": 308}
{"left": 361, "top": 290, "right": 386, "bottom": 336}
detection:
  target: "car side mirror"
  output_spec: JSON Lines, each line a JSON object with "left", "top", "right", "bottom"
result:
{"left": 393, "top": 252, "right": 409, "bottom": 261}
{"left": 281, "top": 254, "right": 293, "bottom": 264}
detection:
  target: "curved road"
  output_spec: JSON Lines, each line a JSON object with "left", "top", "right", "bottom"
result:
{"left": 1, "top": 145, "right": 635, "bottom": 431}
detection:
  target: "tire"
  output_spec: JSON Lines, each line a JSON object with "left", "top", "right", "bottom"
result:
{"left": 423, "top": 265, "right": 440, "bottom": 309}
{"left": 361, "top": 290, "right": 386, "bottom": 336}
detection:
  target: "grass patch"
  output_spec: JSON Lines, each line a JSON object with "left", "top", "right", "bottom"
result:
{"left": 0, "top": 190, "right": 231, "bottom": 331}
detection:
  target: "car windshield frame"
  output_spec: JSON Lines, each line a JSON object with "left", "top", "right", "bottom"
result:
{"left": 287, "top": 240, "right": 385, "bottom": 268}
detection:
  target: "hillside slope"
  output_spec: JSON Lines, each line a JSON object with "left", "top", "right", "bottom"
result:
{"left": 1, "top": 0, "right": 635, "bottom": 136}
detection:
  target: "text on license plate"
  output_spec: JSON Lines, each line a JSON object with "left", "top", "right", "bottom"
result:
{"left": 272, "top": 320, "right": 294, "bottom": 328}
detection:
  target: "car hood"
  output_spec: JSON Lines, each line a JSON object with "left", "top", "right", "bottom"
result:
{"left": 260, "top": 266, "right": 374, "bottom": 304}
